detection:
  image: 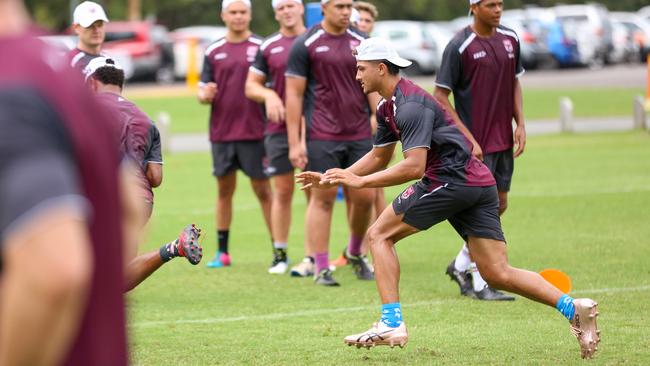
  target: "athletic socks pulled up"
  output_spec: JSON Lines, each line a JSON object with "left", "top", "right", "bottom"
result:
{"left": 454, "top": 243, "right": 471, "bottom": 272}
{"left": 218, "top": 230, "right": 229, "bottom": 254}
{"left": 380, "top": 302, "right": 403, "bottom": 328}
{"left": 556, "top": 294, "right": 576, "bottom": 321}
{"left": 348, "top": 235, "right": 363, "bottom": 256}
{"left": 468, "top": 263, "right": 488, "bottom": 292}
{"left": 314, "top": 252, "right": 329, "bottom": 273}
{"left": 159, "top": 240, "right": 179, "bottom": 262}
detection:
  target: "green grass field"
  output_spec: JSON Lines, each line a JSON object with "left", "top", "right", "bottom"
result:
{"left": 130, "top": 88, "right": 644, "bottom": 134}
{"left": 129, "top": 131, "right": 650, "bottom": 365}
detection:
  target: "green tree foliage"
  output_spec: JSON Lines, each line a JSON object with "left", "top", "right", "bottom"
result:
{"left": 25, "top": 0, "right": 650, "bottom": 35}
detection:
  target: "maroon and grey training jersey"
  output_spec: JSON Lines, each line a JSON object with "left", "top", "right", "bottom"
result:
{"left": 435, "top": 25, "right": 524, "bottom": 155}
{"left": 285, "top": 25, "right": 371, "bottom": 141}
{"left": 375, "top": 78, "right": 495, "bottom": 188}
{"left": 1, "top": 35, "right": 127, "bottom": 365}
{"left": 67, "top": 47, "right": 104, "bottom": 72}
{"left": 201, "top": 36, "right": 265, "bottom": 142}
{"left": 95, "top": 92, "right": 163, "bottom": 204}
{"left": 250, "top": 32, "right": 298, "bottom": 136}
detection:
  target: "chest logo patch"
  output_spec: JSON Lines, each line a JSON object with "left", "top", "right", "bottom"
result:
{"left": 315, "top": 45, "right": 330, "bottom": 53}
{"left": 214, "top": 52, "right": 227, "bottom": 60}
{"left": 247, "top": 46, "right": 259, "bottom": 57}
{"left": 270, "top": 46, "right": 284, "bottom": 54}
{"left": 503, "top": 39, "right": 514, "bottom": 53}
{"left": 473, "top": 50, "right": 487, "bottom": 59}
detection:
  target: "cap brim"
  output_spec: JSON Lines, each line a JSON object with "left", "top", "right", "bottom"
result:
{"left": 387, "top": 57, "right": 412, "bottom": 68}
{"left": 78, "top": 16, "right": 109, "bottom": 28}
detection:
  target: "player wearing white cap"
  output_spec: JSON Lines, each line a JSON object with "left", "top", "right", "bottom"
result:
{"left": 296, "top": 37, "right": 600, "bottom": 359}
{"left": 436, "top": 0, "right": 524, "bottom": 301}
{"left": 245, "top": 0, "right": 308, "bottom": 275}
{"left": 199, "top": 0, "right": 274, "bottom": 269}
{"left": 67, "top": 1, "right": 109, "bottom": 71}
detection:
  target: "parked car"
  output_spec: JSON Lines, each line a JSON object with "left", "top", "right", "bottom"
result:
{"left": 638, "top": 5, "right": 650, "bottom": 21}
{"left": 553, "top": 4, "right": 613, "bottom": 66}
{"left": 610, "top": 19, "right": 637, "bottom": 63}
{"left": 423, "top": 22, "right": 454, "bottom": 72}
{"left": 372, "top": 21, "right": 438, "bottom": 75}
{"left": 170, "top": 26, "right": 227, "bottom": 79}
{"left": 611, "top": 11, "right": 650, "bottom": 62}
{"left": 500, "top": 15, "right": 555, "bottom": 69}
{"left": 103, "top": 21, "right": 174, "bottom": 83}
{"left": 544, "top": 19, "right": 581, "bottom": 67}
{"left": 38, "top": 34, "right": 135, "bottom": 79}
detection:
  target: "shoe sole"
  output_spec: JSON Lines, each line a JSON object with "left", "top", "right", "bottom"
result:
{"left": 344, "top": 337, "right": 408, "bottom": 349}
{"left": 574, "top": 300, "right": 600, "bottom": 359}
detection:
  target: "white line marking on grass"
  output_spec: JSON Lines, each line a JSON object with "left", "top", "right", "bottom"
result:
{"left": 131, "top": 285, "right": 650, "bottom": 329}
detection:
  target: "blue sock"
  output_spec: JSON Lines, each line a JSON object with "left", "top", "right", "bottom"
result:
{"left": 556, "top": 294, "right": 575, "bottom": 321}
{"left": 380, "top": 302, "right": 403, "bottom": 328}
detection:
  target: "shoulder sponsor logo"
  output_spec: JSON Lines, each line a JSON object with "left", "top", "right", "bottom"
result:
{"left": 247, "top": 46, "right": 259, "bottom": 57}
{"left": 270, "top": 46, "right": 284, "bottom": 54}
{"left": 473, "top": 50, "right": 487, "bottom": 60}
{"left": 214, "top": 52, "right": 228, "bottom": 60}
{"left": 315, "top": 45, "right": 330, "bottom": 53}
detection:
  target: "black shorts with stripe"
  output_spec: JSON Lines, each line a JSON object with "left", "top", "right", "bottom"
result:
{"left": 392, "top": 179, "right": 505, "bottom": 242}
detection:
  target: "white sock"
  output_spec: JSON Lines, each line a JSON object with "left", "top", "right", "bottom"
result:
{"left": 454, "top": 243, "right": 471, "bottom": 272}
{"left": 468, "top": 263, "right": 488, "bottom": 292}
{"left": 273, "top": 242, "right": 287, "bottom": 249}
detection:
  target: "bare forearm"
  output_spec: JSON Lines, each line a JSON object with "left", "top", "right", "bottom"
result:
{"left": 245, "top": 74, "right": 273, "bottom": 104}
{"left": 513, "top": 79, "right": 524, "bottom": 126}
{"left": 359, "top": 158, "right": 422, "bottom": 188}
{"left": 285, "top": 94, "right": 303, "bottom": 146}
{"left": 347, "top": 146, "right": 393, "bottom": 177}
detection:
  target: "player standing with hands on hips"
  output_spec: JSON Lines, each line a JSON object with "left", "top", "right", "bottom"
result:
{"left": 296, "top": 37, "right": 600, "bottom": 359}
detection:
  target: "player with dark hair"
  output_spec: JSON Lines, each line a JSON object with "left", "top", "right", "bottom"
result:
{"left": 245, "top": 0, "right": 308, "bottom": 275}
{"left": 84, "top": 57, "right": 203, "bottom": 291}
{"left": 434, "top": 0, "right": 525, "bottom": 301}
{"left": 285, "top": 0, "right": 379, "bottom": 286}
{"left": 198, "top": 0, "right": 273, "bottom": 269}
{"left": 67, "top": 1, "right": 109, "bottom": 71}
{"left": 297, "top": 37, "right": 600, "bottom": 359}
{"left": 0, "top": 1, "right": 125, "bottom": 363}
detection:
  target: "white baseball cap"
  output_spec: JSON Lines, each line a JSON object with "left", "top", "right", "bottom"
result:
{"left": 469, "top": 0, "right": 481, "bottom": 15}
{"left": 83, "top": 57, "right": 123, "bottom": 81}
{"left": 272, "top": 0, "right": 302, "bottom": 9}
{"left": 222, "top": 0, "right": 251, "bottom": 10}
{"left": 355, "top": 37, "right": 412, "bottom": 68}
{"left": 350, "top": 8, "right": 361, "bottom": 24}
{"left": 73, "top": 1, "right": 109, "bottom": 28}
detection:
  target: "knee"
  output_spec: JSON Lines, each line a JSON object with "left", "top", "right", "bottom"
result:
{"left": 253, "top": 183, "right": 272, "bottom": 202}
{"left": 480, "top": 266, "right": 512, "bottom": 290}
{"left": 365, "top": 224, "right": 386, "bottom": 250}
{"left": 274, "top": 186, "right": 294, "bottom": 204}
{"left": 217, "top": 184, "right": 235, "bottom": 199}
{"left": 312, "top": 196, "right": 335, "bottom": 211}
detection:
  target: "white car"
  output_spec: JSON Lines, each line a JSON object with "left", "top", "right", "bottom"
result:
{"left": 171, "top": 26, "right": 227, "bottom": 79}
{"left": 612, "top": 11, "right": 650, "bottom": 62}
{"left": 372, "top": 21, "right": 438, "bottom": 75}
{"left": 553, "top": 4, "right": 613, "bottom": 66}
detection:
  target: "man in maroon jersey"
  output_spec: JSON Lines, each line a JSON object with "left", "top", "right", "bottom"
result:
{"left": 245, "top": 0, "right": 308, "bottom": 275}
{"left": 285, "top": 0, "right": 379, "bottom": 286}
{"left": 297, "top": 38, "right": 600, "bottom": 359}
{"left": 434, "top": 0, "right": 525, "bottom": 301}
{"left": 67, "top": 1, "right": 109, "bottom": 71}
{"left": 198, "top": 0, "right": 273, "bottom": 269}
{"left": 83, "top": 57, "right": 202, "bottom": 291}
{"left": 0, "top": 1, "right": 126, "bottom": 364}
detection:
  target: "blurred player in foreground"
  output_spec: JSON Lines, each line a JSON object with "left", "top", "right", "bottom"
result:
{"left": 296, "top": 37, "right": 600, "bottom": 359}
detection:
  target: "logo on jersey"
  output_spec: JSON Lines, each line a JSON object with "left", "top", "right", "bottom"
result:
{"left": 503, "top": 39, "right": 514, "bottom": 53}
{"left": 401, "top": 186, "right": 415, "bottom": 200}
{"left": 214, "top": 53, "right": 227, "bottom": 60}
{"left": 247, "top": 46, "right": 259, "bottom": 57}
{"left": 349, "top": 39, "right": 361, "bottom": 50}
{"left": 315, "top": 46, "right": 330, "bottom": 53}
{"left": 270, "top": 46, "right": 284, "bottom": 54}
{"left": 473, "top": 50, "right": 487, "bottom": 59}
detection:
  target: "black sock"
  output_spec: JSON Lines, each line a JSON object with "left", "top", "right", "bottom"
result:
{"left": 159, "top": 240, "right": 179, "bottom": 262}
{"left": 218, "top": 230, "right": 229, "bottom": 254}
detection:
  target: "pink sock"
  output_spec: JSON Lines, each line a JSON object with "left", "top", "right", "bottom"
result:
{"left": 314, "top": 252, "right": 329, "bottom": 273}
{"left": 348, "top": 235, "right": 363, "bottom": 256}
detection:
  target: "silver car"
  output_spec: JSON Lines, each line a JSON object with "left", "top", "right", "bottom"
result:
{"left": 372, "top": 21, "right": 438, "bottom": 75}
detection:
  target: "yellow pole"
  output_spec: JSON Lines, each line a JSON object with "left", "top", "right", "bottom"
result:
{"left": 186, "top": 37, "right": 199, "bottom": 90}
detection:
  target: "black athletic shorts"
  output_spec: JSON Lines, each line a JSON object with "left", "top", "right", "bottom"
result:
{"left": 264, "top": 134, "right": 293, "bottom": 176}
{"left": 211, "top": 141, "right": 267, "bottom": 179}
{"left": 392, "top": 179, "right": 505, "bottom": 242}
{"left": 306, "top": 139, "right": 372, "bottom": 172}
{"left": 482, "top": 149, "right": 514, "bottom": 192}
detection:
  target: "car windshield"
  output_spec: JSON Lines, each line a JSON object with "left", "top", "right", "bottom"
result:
{"left": 105, "top": 31, "right": 137, "bottom": 42}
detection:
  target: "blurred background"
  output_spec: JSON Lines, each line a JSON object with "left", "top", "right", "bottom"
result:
{"left": 27, "top": 1, "right": 650, "bottom": 83}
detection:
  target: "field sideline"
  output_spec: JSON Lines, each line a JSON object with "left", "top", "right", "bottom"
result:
{"left": 129, "top": 87, "right": 644, "bottom": 134}
{"left": 129, "top": 131, "right": 650, "bottom": 365}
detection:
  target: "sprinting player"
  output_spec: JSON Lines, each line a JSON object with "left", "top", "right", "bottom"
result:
{"left": 434, "top": 0, "right": 525, "bottom": 301}
{"left": 68, "top": 1, "right": 109, "bottom": 71}
{"left": 354, "top": 1, "right": 378, "bottom": 34}
{"left": 285, "top": 0, "right": 379, "bottom": 285}
{"left": 198, "top": 0, "right": 273, "bottom": 268}
{"left": 245, "top": 0, "right": 308, "bottom": 275}
{"left": 83, "top": 57, "right": 203, "bottom": 290}
{"left": 0, "top": 1, "right": 126, "bottom": 362}
{"left": 296, "top": 37, "right": 600, "bottom": 359}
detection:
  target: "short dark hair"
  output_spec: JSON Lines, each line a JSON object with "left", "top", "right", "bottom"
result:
{"left": 91, "top": 60, "right": 125, "bottom": 89}
{"left": 379, "top": 60, "right": 402, "bottom": 75}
